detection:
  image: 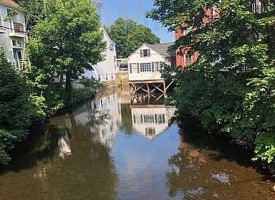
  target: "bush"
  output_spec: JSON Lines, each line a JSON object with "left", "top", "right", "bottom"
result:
{"left": 0, "top": 49, "right": 37, "bottom": 165}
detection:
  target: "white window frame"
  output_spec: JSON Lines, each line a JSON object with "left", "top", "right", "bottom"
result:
{"left": 140, "top": 63, "right": 152, "bottom": 72}
{"left": 140, "top": 49, "right": 151, "bottom": 57}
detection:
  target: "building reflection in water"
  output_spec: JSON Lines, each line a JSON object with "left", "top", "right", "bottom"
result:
{"left": 72, "top": 93, "right": 122, "bottom": 148}
{"left": 131, "top": 105, "right": 176, "bottom": 140}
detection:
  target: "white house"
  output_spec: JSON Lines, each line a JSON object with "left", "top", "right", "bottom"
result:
{"left": 128, "top": 43, "right": 175, "bottom": 82}
{"left": 0, "top": 0, "right": 27, "bottom": 70}
{"left": 72, "top": 92, "right": 122, "bottom": 149}
{"left": 83, "top": 28, "right": 117, "bottom": 83}
{"left": 131, "top": 104, "right": 176, "bottom": 140}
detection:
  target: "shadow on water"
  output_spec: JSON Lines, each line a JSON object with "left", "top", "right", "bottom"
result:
{"left": 177, "top": 116, "right": 270, "bottom": 171}
{"left": 0, "top": 122, "right": 65, "bottom": 174}
{"left": 166, "top": 116, "right": 275, "bottom": 199}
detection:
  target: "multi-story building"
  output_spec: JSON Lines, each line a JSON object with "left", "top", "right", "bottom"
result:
{"left": 0, "top": 0, "right": 27, "bottom": 70}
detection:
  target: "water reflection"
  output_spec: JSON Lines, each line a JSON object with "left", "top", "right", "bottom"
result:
{"left": 166, "top": 118, "right": 273, "bottom": 199}
{"left": 131, "top": 105, "right": 175, "bottom": 140}
{"left": 0, "top": 90, "right": 273, "bottom": 200}
{"left": 72, "top": 93, "right": 122, "bottom": 149}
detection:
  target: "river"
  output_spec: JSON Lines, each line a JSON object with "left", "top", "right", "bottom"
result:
{"left": 0, "top": 89, "right": 274, "bottom": 200}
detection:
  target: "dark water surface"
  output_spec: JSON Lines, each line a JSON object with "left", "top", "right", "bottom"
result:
{"left": 0, "top": 90, "right": 274, "bottom": 200}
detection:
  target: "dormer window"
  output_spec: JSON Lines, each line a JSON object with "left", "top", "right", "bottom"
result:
{"left": 140, "top": 49, "right": 150, "bottom": 57}
{"left": 110, "top": 43, "right": 115, "bottom": 51}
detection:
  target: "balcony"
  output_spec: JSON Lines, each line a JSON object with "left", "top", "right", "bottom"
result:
{"left": 9, "top": 22, "right": 26, "bottom": 38}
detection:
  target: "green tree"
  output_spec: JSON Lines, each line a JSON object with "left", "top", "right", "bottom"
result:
{"left": 27, "top": 0, "right": 105, "bottom": 106}
{"left": 15, "top": 0, "right": 44, "bottom": 31}
{"left": 0, "top": 49, "right": 37, "bottom": 165}
{"left": 149, "top": 0, "right": 275, "bottom": 163}
{"left": 107, "top": 18, "right": 160, "bottom": 58}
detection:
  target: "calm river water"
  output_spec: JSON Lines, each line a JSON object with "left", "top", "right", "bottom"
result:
{"left": 0, "top": 89, "right": 274, "bottom": 200}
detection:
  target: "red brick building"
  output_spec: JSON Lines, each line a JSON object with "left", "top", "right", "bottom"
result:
{"left": 175, "top": 9, "right": 217, "bottom": 68}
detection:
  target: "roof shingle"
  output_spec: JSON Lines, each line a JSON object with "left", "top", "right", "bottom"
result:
{"left": 145, "top": 42, "right": 175, "bottom": 57}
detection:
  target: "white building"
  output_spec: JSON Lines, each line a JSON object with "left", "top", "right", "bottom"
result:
{"left": 128, "top": 43, "right": 175, "bottom": 82}
{"left": 83, "top": 28, "right": 117, "bottom": 83}
{"left": 72, "top": 92, "right": 122, "bottom": 149}
{"left": 0, "top": 0, "right": 27, "bottom": 69}
{"left": 131, "top": 104, "right": 176, "bottom": 140}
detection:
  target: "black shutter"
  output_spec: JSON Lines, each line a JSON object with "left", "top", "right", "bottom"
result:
{"left": 130, "top": 64, "right": 132, "bottom": 73}
{"left": 152, "top": 62, "right": 154, "bottom": 72}
{"left": 140, "top": 50, "right": 143, "bottom": 57}
{"left": 137, "top": 63, "right": 140, "bottom": 73}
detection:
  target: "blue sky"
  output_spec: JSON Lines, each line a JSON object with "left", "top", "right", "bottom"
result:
{"left": 97, "top": 0, "right": 174, "bottom": 43}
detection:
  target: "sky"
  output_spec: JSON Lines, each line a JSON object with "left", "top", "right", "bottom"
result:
{"left": 97, "top": 0, "right": 174, "bottom": 43}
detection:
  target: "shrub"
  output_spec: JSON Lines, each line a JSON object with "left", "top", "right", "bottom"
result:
{"left": 0, "top": 49, "right": 37, "bottom": 165}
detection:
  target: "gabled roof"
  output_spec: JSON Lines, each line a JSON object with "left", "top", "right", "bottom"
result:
{"left": 0, "top": 0, "right": 20, "bottom": 9}
{"left": 145, "top": 42, "right": 175, "bottom": 57}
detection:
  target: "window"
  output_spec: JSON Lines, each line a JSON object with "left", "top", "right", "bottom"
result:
{"left": 110, "top": 43, "right": 115, "bottom": 51}
{"left": 155, "top": 114, "right": 166, "bottom": 124}
{"left": 7, "top": 8, "right": 12, "bottom": 16}
{"left": 0, "top": 16, "right": 3, "bottom": 27}
{"left": 133, "top": 114, "right": 166, "bottom": 124}
{"left": 143, "top": 115, "right": 155, "bottom": 123}
{"left": 17, "top": 51, "right": 22, "bottom": 60}
{"left": 140, "top": 49, "right": 151, "bottom": 57}
{"left": 12, "top": 40, "right": 16, "bottom": 46}
{"left": 98, "top": 75, "right": 101, "bottom": 81}
{"left": 140, "top": 63, "right": 152, "bottom": 72}
{"left": 154, "top": 62, "right": 161, "bottom": 71}
{"left": 185, "top": 53, "right": 193, "bottom": 66}
{"left": 251, "top": 0, "right": 262, "bottom": 14}
{"left": 12, "top": 40, "right": 23, "bottom": 47}
{"left": 130, "top": 63, "right": 138, "bottom": 73}
{"left": 114, "top": 56, "right": 116, "bottom": 69}
{"left": 211, "top": 6, "right": 219, "bottom": 19}
{"left": 145, "top": 128, "right": 156, "bottom": 136}
{"left": 17, "top": 41, "right": 22, "bottom": 47}
{"left": 184, "top": 27, "right": 192, "bottom": 36}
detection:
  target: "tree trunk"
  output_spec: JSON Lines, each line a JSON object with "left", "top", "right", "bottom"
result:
{"left": 65, "top": 72, "right": 72, "bottom": 106}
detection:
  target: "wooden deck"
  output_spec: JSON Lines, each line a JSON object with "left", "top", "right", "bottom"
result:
{"left": 129, "top": 79, "right": 174, "bottom": 95}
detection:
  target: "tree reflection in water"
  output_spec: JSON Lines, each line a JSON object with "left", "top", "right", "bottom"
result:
{"left": 166, "top": 117, "right": 272, "bottom": 199}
